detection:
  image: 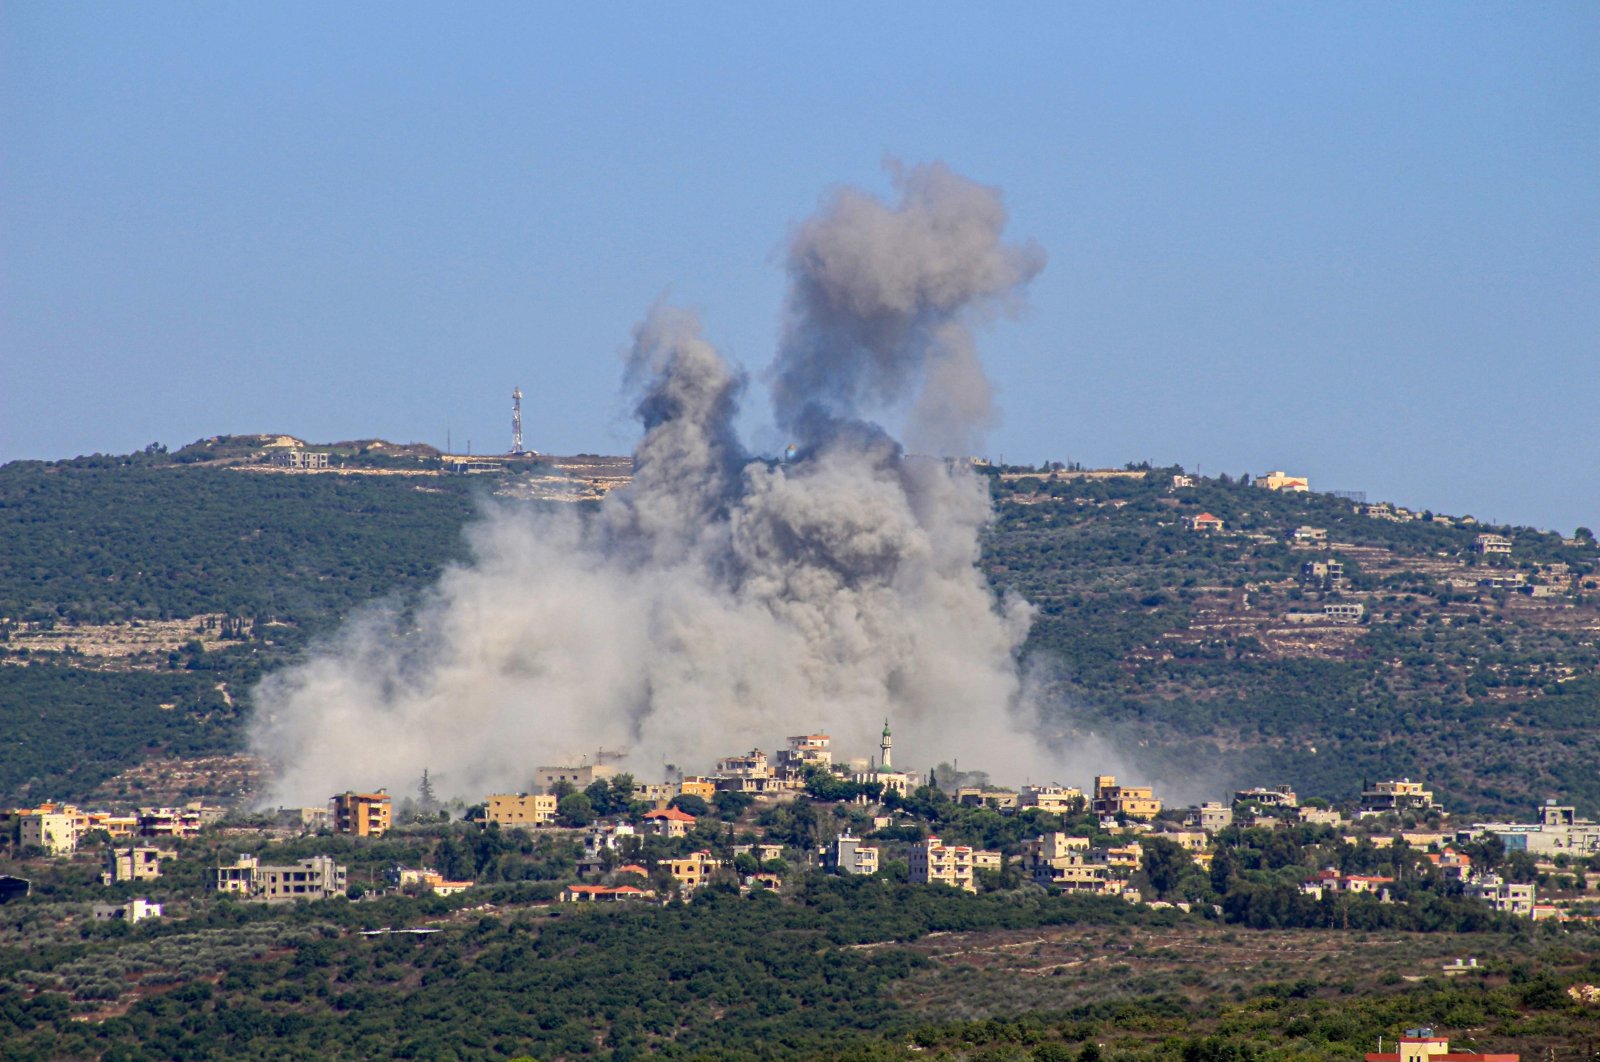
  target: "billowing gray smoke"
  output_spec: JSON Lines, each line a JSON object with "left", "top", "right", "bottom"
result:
{"left": 251, "top": 163, "right": 1109, "bottom": 804}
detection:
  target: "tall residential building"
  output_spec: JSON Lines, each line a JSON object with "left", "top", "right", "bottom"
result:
{"left": 331, "top": 790, "right": 392, "bottom": 837}
{"left": 908, "top": 836, "right": 975, "bottom": 893}
{"left": 822, "top": 833, "right": 880, "bottom": 876}
{"left": 21, "top": 811, "right": 80, "bottom": 856}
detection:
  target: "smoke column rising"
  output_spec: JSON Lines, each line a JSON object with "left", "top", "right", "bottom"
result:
{"left": 251, "top": 162, "right": 1105, "bottom": 804}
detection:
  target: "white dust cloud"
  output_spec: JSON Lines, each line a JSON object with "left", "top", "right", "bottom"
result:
{"left": 251, "top": 162, "right": 1127, "bottom": 804}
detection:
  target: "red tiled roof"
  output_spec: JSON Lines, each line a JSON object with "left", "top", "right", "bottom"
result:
{"left": 615, "top": 864, "right": 649, "bottom": 876}
{"left": 645, "top": 808, "right": 696, "bottom": 823}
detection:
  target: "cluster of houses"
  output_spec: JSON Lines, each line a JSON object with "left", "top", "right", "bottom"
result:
{"left": 6, "top": 725, "right": 1598, "bottom": 922}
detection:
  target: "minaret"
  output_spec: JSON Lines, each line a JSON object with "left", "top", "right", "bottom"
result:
{"left": 511, "top": 387, "right": 524, "bottom": 454}
{"left": 880, "top": 718, "right": 893, "bottom": 771}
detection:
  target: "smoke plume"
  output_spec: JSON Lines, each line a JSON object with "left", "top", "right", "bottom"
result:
{"left": 251, "top": 163, "right": 1110, "bottom": 805}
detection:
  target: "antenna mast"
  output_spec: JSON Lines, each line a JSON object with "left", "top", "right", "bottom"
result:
{"left": 511, "top": 387, "right": 524, "bottom": 454}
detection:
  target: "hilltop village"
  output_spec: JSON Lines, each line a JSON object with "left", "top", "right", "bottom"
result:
{"left": 8, "top": 718, "right": 1600, "bottom": 935}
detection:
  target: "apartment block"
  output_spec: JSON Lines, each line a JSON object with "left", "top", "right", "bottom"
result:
{"left": 485, "top": 792, "right": 558, "bottom": 828}
{"left": 20, "top": 811, "right": 79, "bottom": 856}
{"left": 331, "top": 790, "right": 392, "bottom": 837}
{"left": 908, "top": 836, "right": 976, "bottom": 893}
{"left": 822, "top": 833, "right": 879, "bottom": 875}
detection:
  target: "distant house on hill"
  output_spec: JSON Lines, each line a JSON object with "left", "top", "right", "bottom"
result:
{"left": 1187, "top": 512, "right": 1224, "bottom": 533}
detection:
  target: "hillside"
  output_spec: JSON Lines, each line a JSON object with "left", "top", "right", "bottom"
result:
{"left": 1, "top": 443, "right": 1596, "bottom": 815}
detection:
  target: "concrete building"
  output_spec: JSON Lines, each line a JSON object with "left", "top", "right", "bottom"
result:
{"left": 210, "top": 854, "right": 347, "bottom": 903}
{"left": 331, "top": 790, "right": 391, "bottom": 837}
{"left": 391, "top": 867, "right": 473, "bottom": 896}
{"left": 1361, "top": 779, "right": 1439, "bottom": 813}
{"left": 1301, "top": 558, "right": 1344, "bottom": 588}
{"left": 102, "top": 846, "right": 163, "bottom": 886}
{"left": 1257, "top": 471, "right": 1310, "bottom": 492}
{"left": 642, "top": 807, "right": 696, "bottom": 838}
{"left": 1022, "top": 833, "right": 1121, "bottom": 895}
{"left": 1291, "top": 525, "right": 1328, "bottom": 545}
{"left": 777, "top": 734, "right": 833, "bottom": 774}
{"left": 270, "top": 449, "right": 330, "bottom": 470}
{"left": 678, "top": 777, "right": 717, "bottom": 801}
{"left": 136, "top": 806, "right": 207, "bottom": 839}
{"left": 1234, "top": 785, "right": 1298, "bottom": 809}
{"left": 1474, "top": 533, "right": 1513, "bottom": 556}
{"left": 92, "top": 898, "right": 163, "bottom": 924}
{"left": 485, "top": 793, "right": 558, "bottom": 828}
{"left": 958, "top": 788, "right": 1020, "bottom": 810}
{"left": 1092, "top": 776, "right": 1162, "bottom": 820}
{"left": 276, "top": 806, "right": 331, "bottom": 833}
{"left": 1019, "top": 785, "right": 1084, "bottom": 813}
{"left": 1188, "top": 802, "right": 1234, "bottom": 834}
{"left": 713, "top": 750, "right": 776, "bottom": 792}
{"left": 1322, "top": 602, "right": 1366, "bottom": 622}
{"left": 908, "top": 836, "right": 975, "bottom": 893}
{"left": 822, "top": 833, "right": 880, "bottom": 876}
{"left": 20, "top": 811, "right": 79, "bottom": 856}
{"left": 1187, "top": 512, "right": 1224, "bottom": 533}
{"left": 664, "top": 851, "right": 722, "bottom": 890}
{"left": 1466, "top": 874, "right": 1536, "bottom": 917}
{"left": 535, "top": 763, "right": 617, "bottom": 791}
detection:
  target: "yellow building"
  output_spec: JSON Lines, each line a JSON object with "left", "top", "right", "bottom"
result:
{"left": 485, "top": 792, "right": 558, "bottom": 828}
{"left": 1022, "top": 833, "right": 1123, "bottom": 895}
{"left": 679, "top": 777, "right": 717, "bottom": 801}
{"left": 331, "top": 790, "right": 392, "bottom": 837}
{"left": 20, "top": 810, "right": 80, "bottom": 856}
{"left": 1257, "top": 470, "right": 1310, "bottom": 492}
{"left": 665, "top": 850, "right": 723, "bottom": 889}
{"left": 1092, "top": 776, "right": 1162, "bottom": 820}
{"left": 908, "top": 836, "right": 976, "bottom": 892}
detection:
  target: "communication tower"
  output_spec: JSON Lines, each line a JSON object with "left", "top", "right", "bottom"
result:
{"left": 511, "top": 387, "right": 524, "bottom": 455}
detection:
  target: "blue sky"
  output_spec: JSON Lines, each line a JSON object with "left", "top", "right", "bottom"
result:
{"left": 3, "top": 4, "right": 1596, "bottom": 533}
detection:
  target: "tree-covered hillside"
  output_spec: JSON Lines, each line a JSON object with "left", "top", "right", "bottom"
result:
{"left": 1, "top": 448, "right": 1597, "bottom": 815}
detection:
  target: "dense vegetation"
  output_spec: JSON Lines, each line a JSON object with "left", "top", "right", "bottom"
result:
{"left": 2, "top": 447, "right": 1598, "bottom": 815}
